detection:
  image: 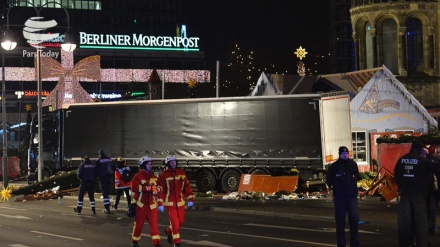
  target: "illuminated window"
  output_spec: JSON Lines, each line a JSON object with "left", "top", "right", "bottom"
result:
{"left": 13, "top": 0, "right": 102, "bottom": 10}
{"left": 352, "top": 131, "right": 367, "bottom": 163}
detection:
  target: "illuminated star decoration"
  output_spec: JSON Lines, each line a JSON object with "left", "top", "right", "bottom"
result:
{"left": 25, "top": 104, "right": 32, "bottom": 112}
{"left": 0, "top": 187, "right": 13, "bottom": 202}
{"left": 294, "top": 46, "right": 308, "bottom": 60}
{"left": 39, "top": 50, "right": 100, "bottom": 108}
{"left": 187, "top": 78, "right": 197, "bottom": 89}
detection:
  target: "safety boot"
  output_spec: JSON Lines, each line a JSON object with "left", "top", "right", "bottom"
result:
{"left": 164, "top": 229, "right": 172, "bottom": 244}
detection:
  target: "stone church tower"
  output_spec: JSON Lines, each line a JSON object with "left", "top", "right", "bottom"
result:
{"left": 350, "top": 0, "right": 440, "bottom": 107}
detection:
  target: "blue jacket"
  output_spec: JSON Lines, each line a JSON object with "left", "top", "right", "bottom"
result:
{"left": 77, "top": 160, "right": 97, "bottom": 182}
{"left": 95, "top": 155, "right": 115, "bottom": 178}
{"left": 326, "top": 158, "right": 360, "bottom": 198}
{"left": 394, "top": 150, "right": 439, "bottom": 196}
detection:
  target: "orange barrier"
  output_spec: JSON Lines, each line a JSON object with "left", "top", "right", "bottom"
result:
{"left": 238, "top": 174, "right": 299, "bottom": 194}
{"left": 369, "top": 132, "right": 421, "bottom": 162}
{"left": 378, "top": 143, "right": 411, "bottom": 177}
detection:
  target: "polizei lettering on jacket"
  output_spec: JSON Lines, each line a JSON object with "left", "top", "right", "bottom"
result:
{"left": 401, "top": 159, "right": 419, "bottom": 165}
{"left": 79, "top": 32, "right": 200, "bottom": 49}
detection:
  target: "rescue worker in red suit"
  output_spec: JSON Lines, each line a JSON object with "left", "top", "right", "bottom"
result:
{"left": 159, "top": 155, "right": 194, "bottom": 247}
{"left": 131, "top": 156, "right": 163, "bottom": 247}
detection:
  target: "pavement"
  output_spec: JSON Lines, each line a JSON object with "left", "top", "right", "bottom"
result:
{"left": 193, "top": 195, "right": 401, "bottom": 226}
{"left": 4, "top": 179, "right": 438, "bottom": 227}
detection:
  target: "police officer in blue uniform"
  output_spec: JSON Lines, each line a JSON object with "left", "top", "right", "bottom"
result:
{"left": 74, "top": 156, "right": 97, "bottom": 214}
{"left": 326, "top": 146, "right": 360, "bottom": 247}
{"left": 96, "top": 149, "right": 115, "bottom": 214}
{"left": 394, "top": 140, "right": 440, "bottom": 247}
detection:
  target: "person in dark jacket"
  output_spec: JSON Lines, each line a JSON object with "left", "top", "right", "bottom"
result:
{"left": 74, "top": 156, "right": 97, "bottom": 214}
{"left": 423, "top": 148, "right": 440, "bottom": 235}
{"left": 394, "top": 140, "right": 440, "bottom": 247}
{"left": 95, "top": 149, "right": 115, "bottom": 214}
{"left": 326, "top": 146, "right": 360, "bottom": 247}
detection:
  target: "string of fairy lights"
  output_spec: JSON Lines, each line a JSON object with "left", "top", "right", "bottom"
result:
{"left": 220, "top": 44, "right": 328, "bottom": 96}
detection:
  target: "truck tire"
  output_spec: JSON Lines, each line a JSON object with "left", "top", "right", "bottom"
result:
{"left": 43, "top": 170, "right": 51, "bottom": 180}
{"left": 251, "top": 168, "right": 269, "bottom": 175}
{"left": 221, "top": 169, "right": 241, "bottom": 193}
{"left": 195, "top": 170, "right": 217, "bottom": 192}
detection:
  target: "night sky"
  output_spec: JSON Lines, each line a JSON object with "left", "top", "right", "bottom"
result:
{"left": 184, "top": 1, "right": 330, "bottom": 74}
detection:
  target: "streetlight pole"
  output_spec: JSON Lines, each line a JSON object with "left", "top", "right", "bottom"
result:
{"left": 36, "top": 47, "right": 43, "bottom": 181}
{"left": 1, "top": 30, "right": 17, "bottom": 188}
{"left": 2, "top": 49, "right": 8, "bottom": 187}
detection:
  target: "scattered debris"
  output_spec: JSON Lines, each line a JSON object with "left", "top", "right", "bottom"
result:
{"left": 14, "top": 187, "right": 78, "bottom": 202}
{"left": 220, "top": 190, "right": 331, "bottom": 201}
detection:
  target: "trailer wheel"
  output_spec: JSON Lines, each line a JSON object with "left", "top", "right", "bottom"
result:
{"left": 195, "top": 170, "right": 217, "bottom": 192}
{"left": 251, "top": 169, "right": 269, "bottom": 175}
{"left": 221, "top": 169, "right": 241, "bottom": 193}
{"left": 43, "top": 170, "right": 51, "bottom": 180}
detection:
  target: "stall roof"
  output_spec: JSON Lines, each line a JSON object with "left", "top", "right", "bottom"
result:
{"left": 319, "top": 67, "right": 383, "bottom": 92}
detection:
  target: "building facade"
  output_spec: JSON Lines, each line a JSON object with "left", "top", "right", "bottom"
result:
{"left": 0, "top": 0, "right": 210, "bottom": 151}
{"left": 350, "top": 0, "right": 438, "bottom": 77}
{"left": 350, "top": 0, "right": 440, "bottom": 114}
{"left": 329, "top": 0, "right": 355, "bottom": 73}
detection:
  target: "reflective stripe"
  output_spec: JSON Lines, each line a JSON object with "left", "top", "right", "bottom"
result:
{"left": 103, "top": 198, "right": 110, "bottom": 205}
{"left": 163, "top": 201, "right": 174, "bottom": 206}
{"left": 163, "top": 200, "right": 185, "bottom": 207}
{"left": 151, "top": 235, "right": 161, "bottom": 240}
{"left": 136, "top": 192, "right": 144, "bottom": 208}
{"left": 132, "top": 222, "right": 140, "bottom": 241}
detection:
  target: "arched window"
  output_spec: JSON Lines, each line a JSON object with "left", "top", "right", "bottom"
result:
{"left": 365, "top": 23, "right": 374, "bottom": 69}
{"left": 382, "top": 19, "right": 398, "bottom": 73}
{"left": 406, "top": 18, "right": 424, "bottom": 73}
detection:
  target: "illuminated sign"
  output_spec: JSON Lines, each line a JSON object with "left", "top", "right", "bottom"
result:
{"left": 90, "top": 93, "right": 122, "bottom": 99}
{"left": 131, "top": 92, "right": 146, "bottom": 96}
{"left": 24, "top": 91, "right": 50, "bottom": 96}
{"left": 79, "top": 29, "right": 200, "bottom": 51}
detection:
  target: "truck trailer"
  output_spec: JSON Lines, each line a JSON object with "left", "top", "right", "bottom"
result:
{"left": 27, "top": 92, "right": 352, "bottom": 192}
